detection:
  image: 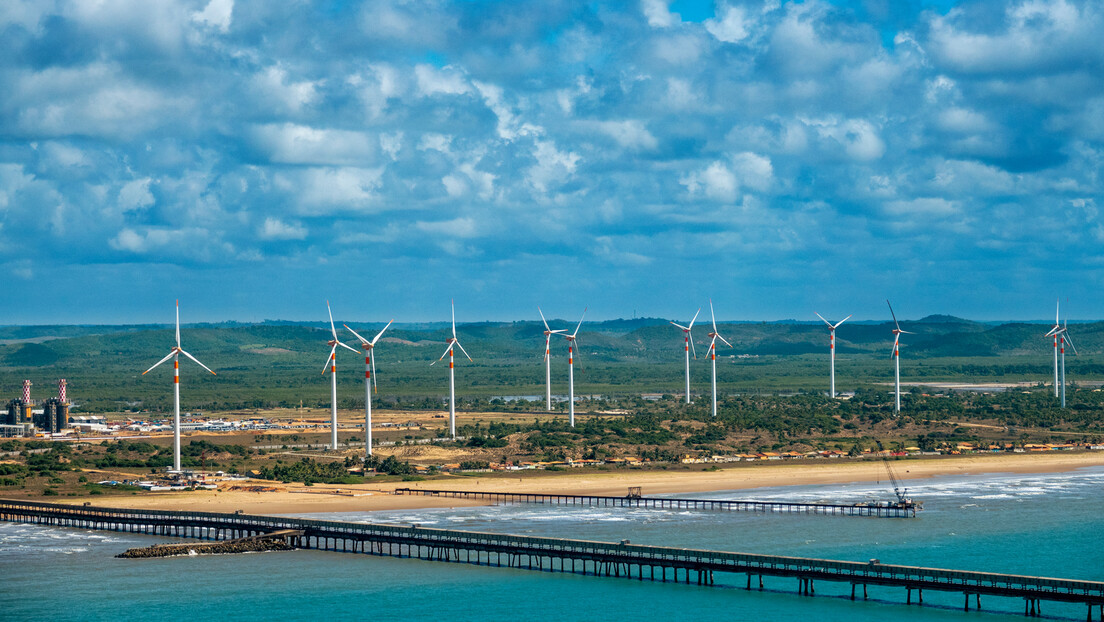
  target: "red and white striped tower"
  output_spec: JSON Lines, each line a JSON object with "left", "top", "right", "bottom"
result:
{"left": 670, "top": 308, "right": 700, "bottom": 405}
{"left": 432, "top": 301, "right": 471, "bottom": 439}
{"left": 143, "top": 301, "right": 216, "bottom": 472}
{"left": 887, "top": 301, "right": 913, "bottom": 414}
{"left": 322, "top": 301, "right": 358, "bottom": 451}
{"left": 1047, "top": 299, "right": 1061, "bottom": 398}
{"left": 816, "top": 313, "right": 852, "bottom": 399}
{"left": 22, "top": 379, "right": 32, "bottom": 405}
{"left": 705, "top": 300, "right": 731, "bottom": 418}
{"left": 58, "top": 379, "right": 68, "bottom": 404}
{"left": 561, "top": 308, "right": 586, "bottom": 428}
{"left": 346, "top": 319, "right": 393, "bottom": 459}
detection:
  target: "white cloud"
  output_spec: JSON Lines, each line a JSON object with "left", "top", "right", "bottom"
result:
{"left": 415, "top": 64, "right": 471, "bottom": 97}
{"left": 259, "top": 217, "right": 307, "bottom": 240}
{"left": 0, "top": 164, "right": 35, "bottom": 210}
{"left": 706, "top": 4, "right": 753, "bottom": 43}
{"left": 118, "top": 178, "right": 155, "bottom": 212}
{"left": 937, "top": 108, "right": 995, "bottom": 134}
{"left": 191, "top": 0, "right": 233, "bottom": 33}
{"left": 474, "top": 81, "right": 540, "bottom": 140}
{"left": 279, "top": 167, "right": 384, "bottom": 213}
{"left": 250, "top": 124, "right": 377, "bottom": 166}
{"left": 680, "top": 152, "right": 773, "bottom": 202}
{"left": 585, "top": 120, "right": 658, "bottom": 150}
{"left": 526, "top": 140, "right": 580, "bottom": 193}
{"left": 883, "top": 197, "right": 959, "bottom": 217}
{"left": 641, "top": 0, "right": 676, "bottom": 28}
{"left": 252, "top": 65, "right": 320, "bottom": 113}
{"left": 810, "top": 118, "right": 886, "bottom": 161}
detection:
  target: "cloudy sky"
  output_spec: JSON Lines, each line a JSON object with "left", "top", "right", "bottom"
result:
{"left": 1, "top": 0, "right": 1102, "bottom": 325}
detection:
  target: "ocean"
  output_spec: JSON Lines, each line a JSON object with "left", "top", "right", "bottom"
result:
{"left": 3, "top": 467, "right": 1102, "bottom": 621}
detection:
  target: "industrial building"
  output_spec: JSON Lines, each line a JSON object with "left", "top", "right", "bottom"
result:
{"left": 1, "top": 379, "right": 69, "bottom": 437}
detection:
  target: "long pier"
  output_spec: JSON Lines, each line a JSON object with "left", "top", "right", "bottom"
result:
{"left": 2, "top": 499, "right": 1101, "bottom": 618}
{"left": 394, "top": 487, "right": 919, "bottom": 517}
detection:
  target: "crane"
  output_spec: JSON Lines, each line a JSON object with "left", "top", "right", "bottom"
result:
{"left": 876, "top": 441, "right": 918, "bottom": 510}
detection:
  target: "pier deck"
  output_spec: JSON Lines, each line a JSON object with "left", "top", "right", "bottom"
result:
{"left": 2, "top": 499, "right": 1100, "bottom": 618}
{"left": 393, "top": 487, "right": 918, "bottom": 517}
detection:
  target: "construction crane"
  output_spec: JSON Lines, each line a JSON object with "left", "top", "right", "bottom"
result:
{"left": 876, "top": 441, "right": 918, "bottom": 510}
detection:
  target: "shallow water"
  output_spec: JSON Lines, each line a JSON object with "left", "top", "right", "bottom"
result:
{"left": 3, "top": 467, "right": 1102, "bottom": 621}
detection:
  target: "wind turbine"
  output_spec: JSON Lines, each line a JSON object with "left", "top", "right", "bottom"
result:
{"left": 887, "top": 300, "right": 913, "bottom": 414}
{"left": 560, "top": 308, "right": 586, "bottom": 428}
{"left": 431, "top": 300, "right": 472, "bottom": 438}
{"left": 1046, "top": 299, "right": 1061, "bottom": 398}
{"left": 671, "top": 308, "right": 701, "bottom": 404}
{"left": 538, "top": 307, "right": 565, "bottom": 411}
{"left": 345, "top": 319, "right": 393, "bottom": 458}
{"left": 704, "top": 300, "right": 731, "bottom": 418}
{"left": 142, "top": 301, "right": 215, "bottom": 473}
{"left": 321, "top": 301, "right": 359, "bottom": 450}
{"left": 1046, "top": 307, "right": 1077, "bottom": 408}
{"left": 815, "top": 312, "right": 852, "bottom": 399}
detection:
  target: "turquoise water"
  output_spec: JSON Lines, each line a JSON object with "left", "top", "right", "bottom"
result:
{"left": 3, "top": 468, "right": 1102, "bottom": 621}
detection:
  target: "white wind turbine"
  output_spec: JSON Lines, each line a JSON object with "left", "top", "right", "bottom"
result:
{"left": 887, "top": 300, "right": 913, "bottom": 414}
{"left": 704, "top": 300, "right": 731, "bottom": 418}
{"left": 1046, "top": 299, "right": 1061, "bottom": 398}
{"left": 142, "top": 300, "right": 215, "bottom": 473}
{"left": 538, "top": 307, "right": 566, "bottom": 411}
{"left": 561, "top": 308, "right": 586, "bottom": 428}
{"left": 321, "top": 301, "right": 359, "bottom": 450}
{"left": 431, "top": 300, "right": 472, "bottom": 438}
{"left": 1046, "top": 305, "right": 1077, "bottom": 408}
{"left": 670, "top": 308, "right": 701, "bottom": 404}
{"left": 815, "top": 312, "right": 852, "bottom": 399}
{"left": 345, "top": 319, "right": 394, "bottom": 458}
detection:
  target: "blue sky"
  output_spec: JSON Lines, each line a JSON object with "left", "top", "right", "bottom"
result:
{"left": 1, "top": 0, "right": 1102, "bottom": 325}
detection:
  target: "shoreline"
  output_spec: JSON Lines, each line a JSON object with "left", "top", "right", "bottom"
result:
{"left": 56, "top": 451, "right": 1104, "bottom": 516}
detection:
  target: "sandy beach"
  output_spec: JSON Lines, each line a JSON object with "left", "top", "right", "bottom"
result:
{"left": 56, "top": 451, "right": 1104, "bottom": 516}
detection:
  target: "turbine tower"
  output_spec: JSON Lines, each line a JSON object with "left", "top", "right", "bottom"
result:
{"left": 887, "top": 301, "right": 913, "bottom": 414}
{"left": 345, "top": 319, "right": 394, "bottom": 458}
{"left": 321, "top": 301, "right": 358, "bottom": 450}
{"left": 561, "top": 308, "right": 586, "bottom": 428}
{"left": 142, "top": 301, "right": 215, "bottom": 473}
{"left": 538, "top": 307, "right": 565, "bottom": 411}
{"left": 670, "top": 308, "right": 700, "bottom": 404}
{"left": 704, "top": 300, "right": 731, "bottom": 418}
{"left": 1046, "top": 312, "right": 1077, "bottom": 408}
{"left": 815, "top": 312, "right": 852, "bottom": 399}
{"left": 432, "top": 301, "right": 472, "bottom": 438}
{"left": 1046, "top": 299, "right": 1061, "bottom": 398}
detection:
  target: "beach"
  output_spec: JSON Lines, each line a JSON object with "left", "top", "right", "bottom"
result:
{"left": 61, "top": 451, "right": 1104, "bottom": 515}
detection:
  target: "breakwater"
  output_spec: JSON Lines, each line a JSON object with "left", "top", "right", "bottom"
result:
{"left": 116, "top": 528, "right": 302, "bottom": 558}
{"left": 393, "top": 487, "right": 920, "bottom": 517}
{"left": 2, "top": 499, "right": 1101, "bottom": 618}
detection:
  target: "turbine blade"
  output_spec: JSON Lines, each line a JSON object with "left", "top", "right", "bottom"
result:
{"left": 1065, "top": 332, "right": 1078, "bottom": 356}
{"left": 890, "top": 334, "right": 900, "bottom": 358}
{"left": 455, "top": 339, "right": 473, "bottom": 362}
{"left": 670, "top": 322, "right": 690, "bottom": 331}
{"left": 886, "top": 300, "right": 900, "bottom": 330}
{"left": 688, "top": 307, "right": 701, "bottom": 330}
{"left": 371, "top": 319, "right": 394, "bottom": 345}
{"left": 815, "top": 312, "right": 833, "bottom": 327}
{"left": 1056, "top": 297, "right": 1060, "bottom": 326}
{"left": 179, "top": 349, "right": 217, "bottom": 375}
{"left": 142, "top": 350, "right": 177, "bottom": 375}
{"left": 338, "top": 340, "right": 359, "bottom": 354}
{"left": 689, "top": 335, "right": 697, "bottom": 359}
{"left": 344, "top": 324, "right": 370, "bottom": 345}
{"left": 571, "top": 307, "right": 587, "bottom": 338}
{"left": 716, "top": 334, "right": 732, "bottom": 348}
{"left": 322, "top": 345, "right": 337, "bottom": 375}
{"left": 834, "top": 314, "right": 852, "bottom": 329}
{"left": 371, "top": 355, "right": 378, "bottom": 391}
{"left": 175, "top": 300, "right": 181, "bottom": 348}
{"left": 431, "top": 342, "right": 454, "bottom": 365}
{"left": 451, "top": 299, "right": 456, "bottom": 338}
{"left": 538, "top": 306, "right": 552, "bottom": 332}
{"left": 327, "top": 300, "right": 338, "bottom": 339}
{"left": 709, "top": 298, "right": 717, "bottom": 331}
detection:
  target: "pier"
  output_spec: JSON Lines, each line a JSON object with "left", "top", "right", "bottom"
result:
{"left": 3, "top": 499, "right": 1101, "bottom": 619}
{"left": 393, "top": 487, "right": 920, "bottom": 517}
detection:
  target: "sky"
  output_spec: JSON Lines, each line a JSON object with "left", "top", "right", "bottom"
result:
{"left": 1, "top": 0, "right": 1102, "bottom": 325}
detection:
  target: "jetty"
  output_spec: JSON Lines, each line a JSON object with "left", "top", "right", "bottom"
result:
{"left": 116, "top": 529, "right": 302, "bottom": 558}
{"left": 393, "top": 487, "right": 920, "bottom": 517}
{"left": 2, "top": 499, "right": 1100, "bottom": 619}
